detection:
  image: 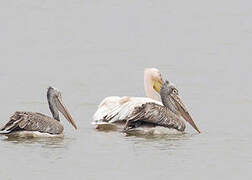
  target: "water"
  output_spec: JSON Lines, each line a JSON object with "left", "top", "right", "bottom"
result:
{"left": 0, "top": 0, "right": 252, "bottom": 179}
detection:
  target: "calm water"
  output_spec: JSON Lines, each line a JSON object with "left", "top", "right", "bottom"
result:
{"left": 0, "top": 0, "right": 252, "bottom": 179}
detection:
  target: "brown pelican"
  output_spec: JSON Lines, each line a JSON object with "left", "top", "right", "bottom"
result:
{"left": 92, "top": 68, "right": 164, "bottom": 129}
{"left": 123, "top": 80, "right": 201, "bottom": 133}
{"left": 0, "top": 87, "right": 77, "bottom": 137}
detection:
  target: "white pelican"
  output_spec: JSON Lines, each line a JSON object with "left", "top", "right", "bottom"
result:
{"left": 123, "top": 80, "right": 201, "bottom": 134}
{"left": 0, "top": 87, "right": 77, "bottom": 138}
{"left": 92, "top": 68, "right": 164, "bottom": 130}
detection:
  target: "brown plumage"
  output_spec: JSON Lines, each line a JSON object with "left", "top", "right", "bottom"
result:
{"left": 122, "top": 80, "right": 200, "bottom": 133}
{"left": 0, "top": 87, "right": 77, "bottom": 137}
{"left": 124, "top": 103, "right": 186, "bottom": 132}
{"left": 1, "top": 111, "right": 64, "bottom": 134}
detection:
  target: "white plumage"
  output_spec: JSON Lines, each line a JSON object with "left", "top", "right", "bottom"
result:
{"left": 93, "top": 96, "right": 162, "bottom": 124}
{"left": 92, "top": 68, "right": 165, "bottom": 132}
{"left": 3, "top": 131, "right": 64, "bottom": 138}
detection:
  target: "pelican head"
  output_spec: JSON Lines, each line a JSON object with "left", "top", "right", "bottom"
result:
{"left": 47, "top": 87, "right": 77, "bottom": 129}
{"left": 144, "top": 68, "right": 164, "bottom": 100}
{"left": 160, "top": 81, "right": 200, "bottom": 133}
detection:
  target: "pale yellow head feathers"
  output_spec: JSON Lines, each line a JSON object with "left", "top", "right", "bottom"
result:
{"left": 144, "top": 68, "right": 164, "bottom": 94}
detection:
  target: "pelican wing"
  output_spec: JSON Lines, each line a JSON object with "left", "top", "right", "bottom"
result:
{"left": 124, "top": 103, "right": 186, "bottom": 132}
{"left": 0, "top": 111, "right": 63, "bottom": 134}
{"left": 93, "top": 96, "right": 122, "bottom": 122}
{"left": 93, "top": 96, "right": 162, "bottom": 124}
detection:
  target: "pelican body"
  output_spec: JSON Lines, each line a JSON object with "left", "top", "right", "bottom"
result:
{"left": 0, "top": 87, "right": 77, "bottom": 137}
{"left": 92, "top": 68, "right": 164, "bottom": 129}
{"left": 93, "top": 68, "right": 200, "bottom": 134}
{"left": 124, "top": 81, "right": 200, "bottom": 133}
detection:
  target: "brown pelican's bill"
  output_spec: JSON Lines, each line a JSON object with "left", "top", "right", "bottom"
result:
{"left": 171, "top": 92, "right": 200, "bottom": 133}
{"left": 56, "top": 94, "right": 77, "bottom": 130}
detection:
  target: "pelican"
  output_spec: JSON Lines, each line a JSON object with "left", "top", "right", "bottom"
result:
{"left": 123, "top": 80, "right": 200, "bottom": 134}
{"left": 92, "top": 68, "right": 164, "bottom": 130}
{"left": 0, "top": 87, "right": 77, "bottom": 138}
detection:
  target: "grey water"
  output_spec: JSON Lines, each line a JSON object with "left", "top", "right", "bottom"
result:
{"left": 0, "top": 0, "right": 252, "bottom": 179}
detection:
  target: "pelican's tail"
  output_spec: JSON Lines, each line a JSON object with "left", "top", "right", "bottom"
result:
{"left": 0, "top": 111, "right": 26, "bottom": 134}
{"left": 92, "top": 96, "right": 122, "bottom": 123}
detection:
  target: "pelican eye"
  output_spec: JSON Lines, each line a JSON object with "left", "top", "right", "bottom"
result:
{"left": 172, "top": 89, "right": 178, "bottom": 94}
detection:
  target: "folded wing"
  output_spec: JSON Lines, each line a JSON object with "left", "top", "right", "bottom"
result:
{"left": 124, "top": 103, "right": 186, "bottom": 132}
{"left": 93, "top": 96, "right": 162, "bottom": 124}
{"left": 0, "top": 111, "right": 63, "bottom": 134}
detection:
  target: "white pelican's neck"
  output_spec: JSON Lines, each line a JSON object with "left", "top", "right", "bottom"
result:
{"left": 144, "top": 69, "right": 159, "bottom": 101}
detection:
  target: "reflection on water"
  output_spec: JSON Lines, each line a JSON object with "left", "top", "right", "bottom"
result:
{"left": 1, "top": 135, "right": 74, "bottom": 149}
{"left": 0, "top": 0, "right": 252, "bottom": 179}
{"left": 124, "top": 132, "right": 195, "bottom": 151}
{"left": 125, "top": 132, "right": 192, "bottom": 140}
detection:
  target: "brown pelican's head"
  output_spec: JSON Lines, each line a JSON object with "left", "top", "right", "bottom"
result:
{"left": 47, "top": 87, "right": 77, "bottom": 130}
{"left": 144, "top": 68, "right": 164, "bottom": 95}
{"left": 160, "top": 81, "right": 200, "bottom": 133}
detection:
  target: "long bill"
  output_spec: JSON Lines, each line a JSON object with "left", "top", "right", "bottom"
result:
{"left": 171, "top": 94, "right": 201, "bottom": 133}
{"left": 56, "top": 96, "right": 78, "bottom": 129}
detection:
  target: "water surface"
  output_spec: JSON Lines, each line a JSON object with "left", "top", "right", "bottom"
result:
{"left": 0, "top": 0, "right": 251, "bottom": 179}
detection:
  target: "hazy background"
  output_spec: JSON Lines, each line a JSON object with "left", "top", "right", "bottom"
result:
{"left": 0, "top": 0, "right": 251, "bottom": 179}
